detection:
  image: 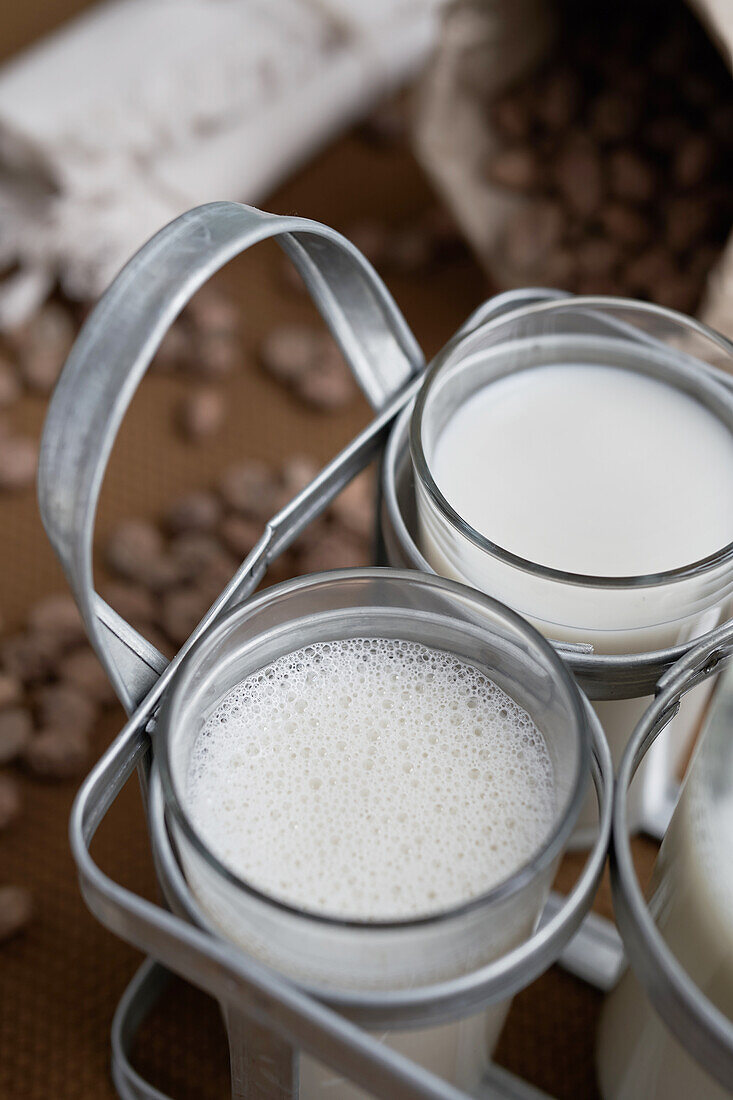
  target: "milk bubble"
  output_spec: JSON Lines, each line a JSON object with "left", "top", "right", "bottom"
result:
{"left": 186, "top": 637, "right": 556, "bottom": 922}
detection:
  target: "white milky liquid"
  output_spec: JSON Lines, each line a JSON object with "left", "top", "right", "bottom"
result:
{"left": 184, "top": 637, "right": 557, "bottom": 1096}
{"left": 432, "top": 364, "right": 733, "bottom": 578}
{"left": 187, "top": 638, "right": 555, "bottom": 922}
{"left": 597, "top": 676, "right": 733, "bottom": 1099}
{"left": 420, "top": 363, "right": 733, "bottom": 837}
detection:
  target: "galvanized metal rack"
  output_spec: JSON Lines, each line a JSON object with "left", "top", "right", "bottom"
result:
{"left": 42, "top": 201, "right": 733, "bottom": 1099}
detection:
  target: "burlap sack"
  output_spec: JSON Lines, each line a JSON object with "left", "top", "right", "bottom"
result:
{"left": 415, "top": 0, "right": 733, "bottom": 334}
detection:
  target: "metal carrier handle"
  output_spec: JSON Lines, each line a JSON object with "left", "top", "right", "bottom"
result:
{"left": 611, "top": 618, "right": 733, "bottom": 1092}
{"left": 38, "top": 200, "right": 424, "bottom": 712}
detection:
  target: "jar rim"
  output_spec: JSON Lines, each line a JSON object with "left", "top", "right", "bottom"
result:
{"left": 410, "top": 296, "right": 733, "bottom": 591}
{"left": 157, "top": 568, "right": 591, "bottom": 931}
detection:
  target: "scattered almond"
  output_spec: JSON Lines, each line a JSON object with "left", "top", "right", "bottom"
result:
{"left": 0, "top": 436, "right": 38, "bottom": 492}
{"left": 0, "top": 708, "right": 32, "bottom": 766}
{"left": 0, "top": 885, "right": 32, "bottom": 942}
{"left": 25, "top": 728, "right": 89, "bottom": 780}
{"left": 0, "top": 774, "right": 21, "bottom": 830}
{"left": 57, "top": 649, "right": 116, "bottom": 707}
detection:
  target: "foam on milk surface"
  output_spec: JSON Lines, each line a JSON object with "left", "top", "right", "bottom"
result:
{"left": 431, "top": 363, "right": 733, "bottom": 576}
{"left": 186, "top": 638, "right": 555, "bottom": 921}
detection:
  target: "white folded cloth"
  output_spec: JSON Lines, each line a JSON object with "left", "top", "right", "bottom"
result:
{"left": 0, "top": 0, "right": 443, "bottom": 326}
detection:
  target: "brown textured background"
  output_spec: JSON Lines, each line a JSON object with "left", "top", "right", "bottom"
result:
{"left": 0, "top": 5, "right": 659, "bottom": 1097}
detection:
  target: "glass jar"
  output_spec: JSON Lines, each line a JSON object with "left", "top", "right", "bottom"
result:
{"left": 405, "top": 297, "right": 733, "bottom": 840}
{"left": 157, "top": 569, "right": 592, "bottom": 1097}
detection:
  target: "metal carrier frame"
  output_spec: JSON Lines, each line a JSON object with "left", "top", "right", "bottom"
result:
{"left": 37, "top": 200, "right": 691, "bottom": 1100}
{"left": 611, "top": 621, "right": 733, "bottom": 1093}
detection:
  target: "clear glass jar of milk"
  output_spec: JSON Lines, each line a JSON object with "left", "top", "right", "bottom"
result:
{"left": 158, "top": 570, "right": 592, "bottom": 1097}
{"left": 410, "top": 297, "right": 733, "bottom": 839}
{"left": 597, "top": 663, "right": 733, "bottom": 1098}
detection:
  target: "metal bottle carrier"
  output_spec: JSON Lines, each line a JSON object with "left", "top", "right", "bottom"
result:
{"left": 36, "top": 200, "right": 671, "bottom": 1100}
{"left": 611, "top": 621, "right": 733, "bottom": 1093}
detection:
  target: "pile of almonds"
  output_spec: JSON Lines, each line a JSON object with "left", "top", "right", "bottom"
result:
{"left": 0, "top": 593, "right": 116, "bottom": 785}
{"left": 161, "top": 287, "right": 363, "bottom": 424}
{"left": 152, "top": 287, "right": 242, "bottom": 442}
{"left": 0, "top": 454, "right": 375, "bottom": 941}
{"left": 0, "top": 301, "right": 77, "bottom": 492}
{"left": 0, "top": 288, "right": 241, "bottom": 493}
{"left": 0, "top": 593, "right": 118, "bottom": 942}
{"left": 102, "top": 456, "right": 375, "bottom": 651}
{"left": 485, "top": 0, "right": 733, "bottom": 312}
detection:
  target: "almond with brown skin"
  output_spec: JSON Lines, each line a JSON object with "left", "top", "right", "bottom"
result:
{"left": 0, "top": 885, "right": 32, "bottom": 942}
{"left": 535, "top": 69, "right": 580, "bottom": 131}
{"left": 598, "top": 204, "right": 651, "bottom": 249}
{"left": 653, "top": 273, "right": 699, "bottom": 314}
{"left": 164, "top": 491, "right": 222, "bottom": 536}
{"left": 169, "top": 532, "right": 233, "bottom": 580}
{"left": 177, "top": 388, "right": 225, "bottom": 443}
{"left": 280, "top": 455, "right": 319, "bottom": 500}
{"left": 0, "top": 708, "right": 32, "bottom": 765}
{"left": 673, "top": 134, "right": 713, "bottom": 189}
{"left": 160, "top": 588, "right": 211, "bottom": 647}
{"left": 186, "top": 289, "right": 240, "bottom": 338}
{"left": 384, "top": 226, "right": 433, "bottom": 273}
{"left": 502, "top": 201, "right": 563, "bottom": 273}
{"left": 193, "top": 332, "right": 239, "bottom": 378}
{"left": 57, "top": 649, "right": 116, "bottom": 707}
{"left": 624, "top": 248, "right": 676, "bottom": 295}
{"left": 0, "top": 774, "right": 21, "bottom": 830}
{"left": 0, "top": 358, "right": 20, "bottom": 407}
{"left": 0, "top": 673, "right": 22, "bottom": 710}
{"left": 491, "top": 93, "right": 533, "bottom": 141}
{"left": 259, "top": 326, "right": 319, "bottom": 383}
{"left": 28, "top": 594, "right": 86, "bottom": 647}
{"left": 554, "top": 137, "right": 603, "bottom": 218}
{"left": 12, "top": 303, "right": 74, "bottom": 394}
{"left": 101, "top": 582, "right": 157, "bottom": 629}
{"left": 486, "top": 147, "right": 541, "bottom": 191}
{"left": 589, "top": 92, "right": 638, "bottom": 142}
{"left": 152, "top": 323, "right": 190, "bottom": 373}
{"left": 0, "top": 435, "right": 38, "bottom": 492}
{"left": 219, "top": 515, "right": 262, "bottom": 559}
{"left": 218, "top": 461, "right": 281, "bottom": 519}
{"left": 1, "top": 634, "right": 58, "bottom": 684}
{"left": 343, "top": 223, "right": 391, "bottom": 268}
{"left": 105, "top": 520, "right": 165, "bottom": 583}
{"left": 25, "top": 728, "right": 89, "bottom": 780}
{"left": 609, "top": 150, "right": 656, "bottom": 204}
{"left": 331, "top": 473, "right": 374, "bottom": 541}
{"left": 299, "top": 529, "right": 370, "bottom": 574}
{"left": 575, "top": 237, "right": 622, "bottom": 277}
{"left": 664, "top": 195, "right": 712, "bottom": 253}
{"left": 34, "top": 684, "right": 97, "bottom": 738}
